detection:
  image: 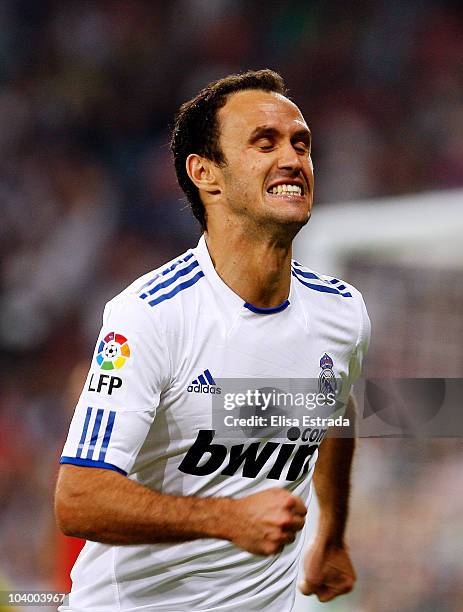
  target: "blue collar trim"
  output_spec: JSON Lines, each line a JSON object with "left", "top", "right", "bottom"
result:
{"left": 243, "top": 300, "right": 290, "bottom": 315}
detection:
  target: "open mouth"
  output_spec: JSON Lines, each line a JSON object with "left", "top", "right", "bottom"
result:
{"left": 266, "top": 183, "right": 304, "bottom": 196}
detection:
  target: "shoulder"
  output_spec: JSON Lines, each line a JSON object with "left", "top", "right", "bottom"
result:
{"left": 102, "top": 248, "right": 206, "bottom": 330}
{"left": 291, "top": 259, "right": 356, "bottom": 298}
{"left": 292, "top": 259, "right": 370, "bottom": 344}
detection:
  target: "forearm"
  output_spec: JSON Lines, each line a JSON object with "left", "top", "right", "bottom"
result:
{"left": 313, "top": 396, "right": 356, "bottom": 546}
{"left": 55, "top": 465, "right": 234, "bottom": 545}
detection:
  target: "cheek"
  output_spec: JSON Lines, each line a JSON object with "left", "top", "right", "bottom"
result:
{"left": 225, "top": 160, "right": 262, "bottom": 191}
{"left": 222, "top": 151, "right": 270, "bottom": 199}
{"left": 306, "top": 159, "right": 315, "bottom": 183}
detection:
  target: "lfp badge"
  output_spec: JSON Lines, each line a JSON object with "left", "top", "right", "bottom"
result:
{"left": 318, "top": 353, "right": 337, "bottom": 395}
{"left": 96, "top": 332, "right": 131, "bottom": 370}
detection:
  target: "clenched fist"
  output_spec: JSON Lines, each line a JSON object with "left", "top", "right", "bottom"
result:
{"left": 227, "top": 487, "right": 307, "bottom": 555}
{"left": 299, "top": 539, "right": 356, "bottom": 602}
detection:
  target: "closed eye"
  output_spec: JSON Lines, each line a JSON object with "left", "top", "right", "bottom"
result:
{"left": 294, "top": 142, "right": 311, "bottom": 154}
{"left": 256, "top": 139, "right": 274, "bottom": 151}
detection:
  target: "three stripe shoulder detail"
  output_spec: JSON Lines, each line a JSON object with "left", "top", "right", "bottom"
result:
{"left": 138, "top": 253, "right": 205, "bottom": 307}
{"left": 60, "top": 406, "right": 126, "bottom": 476}
{"left": 292, "top": 261, "right": 352, "bottom": 298}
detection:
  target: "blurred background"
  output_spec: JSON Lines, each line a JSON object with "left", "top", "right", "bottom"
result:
{"left": 0, "top": 1, "right": 462, "bottom": 611}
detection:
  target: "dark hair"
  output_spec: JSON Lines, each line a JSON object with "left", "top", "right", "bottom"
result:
{"left": 170, "top": 69, "right": 287, "bottom": 229}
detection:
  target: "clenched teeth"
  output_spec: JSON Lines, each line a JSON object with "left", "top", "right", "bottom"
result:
{"left": 268, "top": 184, "right": 302, "bottom": 196}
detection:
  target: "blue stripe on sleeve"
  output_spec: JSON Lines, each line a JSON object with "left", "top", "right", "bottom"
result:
{"left": 98, "top": 411, "right": 116, "bottom": 461}
{"left": 60, "top": 456, "right": 127, "bottom": 476}
{"left": 85, "top": 408, "right": 104, "bottom": 460}
{"left": 76, "top": 407, "right": 92, "bottom": 458}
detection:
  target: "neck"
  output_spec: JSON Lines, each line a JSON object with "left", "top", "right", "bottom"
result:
{"left": 204, "top": 226, "right": 294, "bottom": 308}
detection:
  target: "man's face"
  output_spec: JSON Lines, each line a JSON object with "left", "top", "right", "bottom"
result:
{"left": 215, "top": 89, "right": 314, "bottom": 232}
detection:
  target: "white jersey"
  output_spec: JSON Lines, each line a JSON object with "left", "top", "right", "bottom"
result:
{"left": 60, "top": 235, "right": 370, "bottom": 612}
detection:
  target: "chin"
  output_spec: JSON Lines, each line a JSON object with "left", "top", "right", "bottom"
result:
{"left": 262, "top": 211, "right": 311, "bottom": 240}
{"left": 271, "top": 205, "right": 311, "bottom": 227}
{"left": 263, "top": 196, "right": 311, "bottom": 222}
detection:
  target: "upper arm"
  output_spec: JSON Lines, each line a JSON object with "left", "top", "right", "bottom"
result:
{"left": 56, "top": 463, "right": 122, "bottom": 497}
{"left": 54, "top": 464, "right": 124, "bottom": 533}
{"left": 56, "top": 463, "right": 123, "bottom": 496}
{"left": 59, "top": 294, "right": 170, "bottom": 480}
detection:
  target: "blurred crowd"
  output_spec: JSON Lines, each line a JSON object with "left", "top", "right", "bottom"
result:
{"left": 0, "top": 1, "right": 462, "bottom": 610}
{"left": 348, "top": 438, "right": 463, "bottom": 612}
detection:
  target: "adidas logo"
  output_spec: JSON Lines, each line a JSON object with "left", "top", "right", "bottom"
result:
{"left": 187, "top": 369, "right": 222, "bottom": 394}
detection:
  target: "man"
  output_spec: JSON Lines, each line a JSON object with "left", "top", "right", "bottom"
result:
{"left": 55, "top": 69, "right": 370, "bottom": 611}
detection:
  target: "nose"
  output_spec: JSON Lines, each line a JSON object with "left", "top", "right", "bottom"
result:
{"left": 277, "top": 141, "right": 303, "bottom": 173}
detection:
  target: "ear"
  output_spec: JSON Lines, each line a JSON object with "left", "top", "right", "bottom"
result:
{"left": 186, "top": 154, "right": 221, "bottom": 195}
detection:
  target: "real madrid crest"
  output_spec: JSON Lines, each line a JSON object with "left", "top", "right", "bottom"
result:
{"left": 318, "top": 353, "right": 337, "bottom": 395}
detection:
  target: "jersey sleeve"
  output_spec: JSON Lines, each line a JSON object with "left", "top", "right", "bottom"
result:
{"left": 338, "top": 291, "right": 371, "bottom": 407}
{"left": 60, "top": 293, "right": 170, "bottom": 476}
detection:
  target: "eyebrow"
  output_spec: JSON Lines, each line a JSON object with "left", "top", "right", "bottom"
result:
{"left": 248, "top": 125, "right": 312, "bottom": 146}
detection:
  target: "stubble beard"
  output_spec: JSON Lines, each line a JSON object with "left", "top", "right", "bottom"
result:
{"left": 217, "top": 166, "right": 310, "bottom": 246}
